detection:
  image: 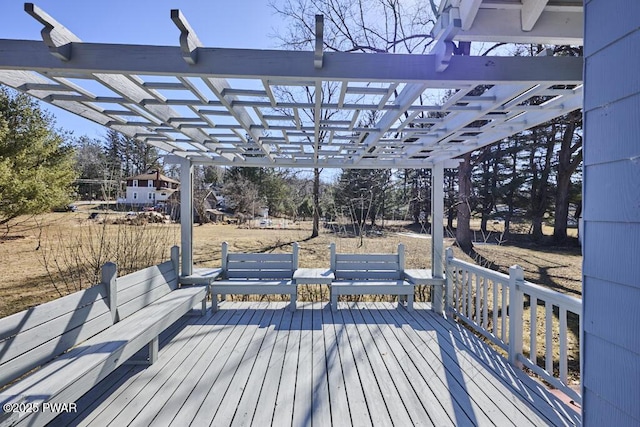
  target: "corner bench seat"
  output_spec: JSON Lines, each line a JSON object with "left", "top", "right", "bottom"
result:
{"left": 210, "top": 242, "right": 299, "bottom": 311}
{"left": 0, "top": 247, "right": 206, "bottom": 427}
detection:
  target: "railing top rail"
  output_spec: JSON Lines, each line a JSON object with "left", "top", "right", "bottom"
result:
{"left": 448, "top": 257, "right": 510, "bottom": 282}
{"left": 520, "top": 280, "right": 582, "bottom": 314}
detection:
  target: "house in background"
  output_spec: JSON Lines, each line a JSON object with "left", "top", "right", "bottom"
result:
{"left": 121, "top": 171, "right": 179, "bottom": 206}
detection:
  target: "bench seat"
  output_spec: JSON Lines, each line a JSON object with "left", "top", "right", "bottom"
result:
{"left": 1, "top": 285, "right": 206, "bottom": 427}
{"left": 211, "top": 242, "right": 299, "bottom": 312}
{"left": 330, "top": 280, "right": 414, "bottom": 311}
{"left": 210, "top": 280, "right": 295, "bottom": 311}
{"left": 329, "top": 243, "right": 415, "bottom": 311}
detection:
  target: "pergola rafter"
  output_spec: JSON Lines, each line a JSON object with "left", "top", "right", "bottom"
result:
{"left": 0, "top": 3, "right": 582, "bottom": 170}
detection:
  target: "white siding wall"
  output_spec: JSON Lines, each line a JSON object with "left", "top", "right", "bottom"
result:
{"left": 583, "top": 1, "right": 640, "bottom": 425}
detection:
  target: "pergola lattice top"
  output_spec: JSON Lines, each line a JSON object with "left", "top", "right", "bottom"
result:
{"left": 0, "top": 3, "right": 583, "bottom": 169}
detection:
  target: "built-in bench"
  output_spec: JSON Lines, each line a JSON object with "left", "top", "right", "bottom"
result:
{"left": 210, "top": 242, "right": 299, "bottom": 311}
{"left": 0, "top": 246, "right": 207, "bottom": 427}
{"left": 329, "top": 243, "right": 414, "bottom": 311}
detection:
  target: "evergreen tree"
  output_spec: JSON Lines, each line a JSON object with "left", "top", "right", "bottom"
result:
{"left": 0, "top": 88, "right": 76, "bottom": 225}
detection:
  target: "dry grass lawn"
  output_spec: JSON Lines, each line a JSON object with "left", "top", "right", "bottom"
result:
{"left": 0, "top": 209, "right": 582, "bottom": 316}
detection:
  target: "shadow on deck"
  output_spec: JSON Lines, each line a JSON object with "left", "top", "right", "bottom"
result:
{"left": 52, "top": 302, "right": 580, "bottom": 427}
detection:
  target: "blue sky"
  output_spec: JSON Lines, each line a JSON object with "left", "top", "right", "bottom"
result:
{"left": 0, "top": 1, "right": 286, "bottom": 139}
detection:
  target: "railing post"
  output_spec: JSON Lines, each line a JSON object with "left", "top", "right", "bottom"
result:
{"left": 102, "top": 262, "right": 118, "bottom": 324}
{"left": 445, "top": 248, "right": 454, "bottom": 317}
{"left": 508, "top": 265, "right": 524, "bottom": 367}
{"left": 171, "top": 245, "right": 180, "bottom": 280}
{"left": 292, "top": 242, "right": 300, "bottom": 269}
{"left": 397, "top": 243, "right": 405, "bottom": 274}
{"left": 329, "top": 243, "right": 336, "bottom": 271}
{"left": 221, "top": 242, "right": 228, "bottom": 279}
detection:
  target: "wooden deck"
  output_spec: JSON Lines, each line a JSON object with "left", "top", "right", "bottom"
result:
{"left": 50, "top": 302, "right": 580, "bottom": 427}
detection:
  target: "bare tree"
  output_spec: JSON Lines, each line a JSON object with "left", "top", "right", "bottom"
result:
{"left": 271, "top": 0, "right": 437, "bottom": 238}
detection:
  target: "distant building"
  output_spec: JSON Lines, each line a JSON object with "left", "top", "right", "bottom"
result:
{"left": 122, "top": 171, "right": 179, "bottom": 206}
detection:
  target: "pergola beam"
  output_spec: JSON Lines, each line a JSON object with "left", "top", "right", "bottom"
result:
{"left": 453, "top": 8, "right": 582, "bottom": 45}
{"left": 0, "top": 40, "right": 583, "bottom": 84}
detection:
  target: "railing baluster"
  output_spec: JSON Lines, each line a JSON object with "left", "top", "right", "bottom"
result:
{"left": 482, "top": 276, "right": 488, "bottom": 330}
{"left": 501, "top": 283, "right": 508, "bottom": 342}
{"left": 493, "top": 279, "right": 499, "bottom": 337}
{"left": 468, "top": 272, "right": 474, "bottom": 319}
{"left": 546, "top": 303, "right": 553, "bottom": 374}
{"left": 560, "top": 307, "right": 568, "bottom": 384}
{"left": 475, "top": 274, "right": 481, "bottom": 324}
{"left": 530, "top": 297, "right": 537, "bottom": 367}
{"left": 455, "top": 268, "right": 460, "bottom": 313}
{"left": 461, "top": 270, "right": 467, "bottom": 316}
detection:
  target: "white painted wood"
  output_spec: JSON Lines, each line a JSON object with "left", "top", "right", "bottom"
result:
{"left": 58, "top": 302, "right": 580, "bottom": 427}
{"left": 180, "top": 158, "right": 193, "bottom": 276}
{"left": 189, "top": 304, "right": 271, "bottom": 426}
{"left": 545, "top": 303, "right": 553, "bottom": 375}
{"left": 345, "top": 306, "right": 414, "bottom": 425}
{"left": 508, "top": 265, "right": 524, "bottom": 367}
{"left": 163, "top": 308, "right": 258, "bottom": 427}
{"left": 104, "top": 307, "right": 236, "bottom": 426}
{"left": 431, "top": 163, "right": 445, "bottom": 314}
{"left": 314, "top": 15, "right": 324, "bottom": 69}
{"left": 330, "top": 245, "right": 415, "bottom": 311}
{"left": 0, "top": 284, "right": 108, "bottom": 342}
{"left": 179, "top": 267, "right": 222, "bottom": 285}
{"left": 521, "top": 0, "right": 549, "bottom": 31}
{"left": 212, "top": 307, "right": 278, "bottom": 426}
{"left": 336, "top": 306, "right": 394, "bottom": 426}
{"left": 408, "top": 304, "right": 578, "bottom": 426}
{"left": 292, "top": 268, "right": 334, "bottom": 284}
{"left": 214, "top": 243, "right": 299, "bottom": 310}
{"left": 170, "top": 9, "right": 202, "bottom": 65}
{"left": 319, "top": 307, "right": 352, "bottom": 426}
{"left": 291, "top": 304, "right": 313, "bottom": 427}
{"left": 54, "top": 310, "right": 215, "bottom": 426}
{"left": 247, "top": 308, "right": 293, "bottom": 426}
{"left": 24, "top": 3, "right": 80, "bottom": 61}
{"left": 271, "top": 307, "right": 303, "bottom": 426}
{"left": 0, "top": 307, "right": 113, "bottom": 387}
{"left": 3, "top": 286, "right": 206, "bottom": 427}
{"left": 229, "top": 307, "right": 287, "bottom": 426}
{"left": 530, "top": 297, "right": 537, "bottom": 367}
{"left": 101, "top": 262, "right": 118, "bottom": 323}
{"left": 453, "top": 8, "right": 583, "bottom": 45}
{"left": 458, "top": 0, "right": 483, "bottom": 30}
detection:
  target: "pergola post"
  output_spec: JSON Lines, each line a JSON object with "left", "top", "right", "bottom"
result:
{"left": 431, "top": 162, "right": 445, "bottom": 314}
{"left": 180, "top": 158, "right": 194, "bottom": 276}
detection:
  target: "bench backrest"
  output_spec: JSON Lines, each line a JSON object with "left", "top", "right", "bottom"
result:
{"left": 330, "top": 243, "right": 405, "bottom": 281}
{"left": 221, "top": 241, "right": 299, "bottom": 280}
{"left": 0, "top": 246, "right": 180, "bottom": 388}
{"left": 115, "top": 248, "right": 179, "bottom": 320}
{"left": 0, "top": 282, "right": 113, "bottom": 388}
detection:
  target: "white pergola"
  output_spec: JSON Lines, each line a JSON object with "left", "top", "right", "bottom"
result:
{"left": 0, "top": 2, "right": 583, "bottom": 279}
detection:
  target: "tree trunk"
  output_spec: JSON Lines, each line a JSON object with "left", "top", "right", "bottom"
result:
{"left": 530, "top": 126, "right": 555, "bottom": 241}
{"left": 311, "top": 168, "right": 320, "bottom": 238}
{"left": 553, "top": 115, "right": 581, "bottom": 243}
{"left": 456, "top": 153, "right": 474, "bottom": 253}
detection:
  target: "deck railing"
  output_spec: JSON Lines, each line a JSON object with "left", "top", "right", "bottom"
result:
{"left": 444, "top": 248, "right": 582, "bottom": 404}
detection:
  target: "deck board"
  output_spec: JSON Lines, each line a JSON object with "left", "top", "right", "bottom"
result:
{"left": 55, "top": 302, "right": 580, "bottom": 427}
